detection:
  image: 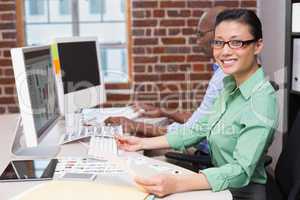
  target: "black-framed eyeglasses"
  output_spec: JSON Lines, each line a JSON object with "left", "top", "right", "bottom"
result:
{"left": 211, "top": 39, "right": 257, "bottom": 49}
{"left": 196, "top": 29, "right": 214, "bottom": 38}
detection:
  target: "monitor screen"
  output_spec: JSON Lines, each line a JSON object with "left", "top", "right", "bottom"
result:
{"left": 24, "top": 48, "right": 60, "bottom": 138}
{"left": 57, "top": 41, "right": 101, "bottom": 94}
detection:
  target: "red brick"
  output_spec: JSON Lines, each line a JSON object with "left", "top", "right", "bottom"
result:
{"left": 133, "top": 20, "right": 157, "bottom": 27}
{"left": 160, "top": 92, "right": 182, "bottom": 100}
{"left": 134, "top": 93, "right": 158, "bottom": 101}
{"left": 193, "top": 64, "right": 205, "bottom": 72}
{"left": 215, "top": 1, "right": 239, "bottom": 7}
{"left": 0, "top": 107, "right": 6, "bottom": 114}
{"left": 0, "top": 97, "right": 15, "bottom": 104}
{"left": 0, "top": 59, "right": 12, "bottom": 66}
{"left": 182, "top": 101, "right": 198, "bottom": 110}
{"left": 0, "top": 41, "right": 17, "bottom": 48}
{"left": 134, "top": 84, "right": 146, "bottom": 92}
{"left": 134, "top": 56, "right": 158, "bottom": 64}
{"left": 132, "top": 10, "right": 151, "bottom": 18}
{"left": 193, "top": 10, "right": 204, "bottom": 17}
{"left": 133, "top": 47, "right": 145, "bottom": 55}
{"left": 187, "top": 19, "right": 199, "bottom": 27}
{"left": 153, "top": 47, "right": 165, "bottom": 54}
{"left": 189, "top": 37, "right": 197, "bottom": 44}
{"left": 161, "top": 73, "right": 185, "bottom": 81}
{"left": 146, "top": 29, "right": 151, "bottom": 36}
{"left": 160, "top": 19, "right": 185, "bottom": 27}
{"left": 179, "top": 64, "right": 192, "bottom": 71}
{"left": 4, "top": 86, "right": 14, "bottom": 95}
{"left": 132, "top": 29, "right": 145, "bottom": 36}
{"left": 3, "top": 50, "right": 11, "bottom": 57}
{"left": 160, "top": 1, "right": 186, "bottom": 8}
{"left": 0, "top": 78, "right": 14, "bottom": 84}
{"left": 0, "top": 3, "right": 15, "bottom": 11}
{"left": 165, "top": 64, "right": 191, "bottom": 72}
{"left": 182, "top": 28, "right": 195, "bottom": 35}
{"left": 0, "top": 13, "right": 15, "bottom": 21}
{"left": 134, "top": 38, "right": 158, "bottom": 46}
{"left": 0, "top": 22, "right": 15, "bottom": 30}
{"left": 154, "top": 65, "right": 166, "bottom": 72}
{"left": 132, "top": 1, "right": 158, "bottom": 8}
{"left": 107, "top": 93, "right": 131, "bottom": 101}
{"left": 168, "top": 29, "right": 181, "bottom": 36}
{"left": 167, "top": 10, "right": 191, "bottom": 17}
{"left": 187, "top": 1, "right": 212, "bottom": 8}
{"left": 134, "top": 74, "right": 159, "bottom": 82}
{"left": 187, "top": 55, "right": 210, "bottom": 62}
{"left": 241, "top": 1, "right": 257, "bottom": 7}
{"left": 154, "top": 29, "right": 166, "bottom": 36}
{"left": 161, "top": 55, "right": 185, "bottom": 63}
{"left": 147, "top": 65, "right": 153, "bottom": 72}
{"left": 7, "top": 106, "right": 19, "bottom": 113}
{"left": 157, "top": 83, "right": 182, "bottom": 91}
{"left": 2, "top": 31, "right": 16, "bottom": 39}
{"left": 161, "top": 37, "right": 185, "bottom": 45}
{"left": 4, "top": 68, "right": 13, "bottom": 76}
{"left": 192, "top": 46, "right": 203, "bottom": 53}
{"left": 163, "top": 101, "right": 179, "bottom": 109}
{"left": 153, "top": 10, "right": 165, "bottom": 18}
{"left": 162, "top": 47, "right": 191, "bottom": 54}
{"left": 189, "top": 73, "right": 211, "bottom": 80}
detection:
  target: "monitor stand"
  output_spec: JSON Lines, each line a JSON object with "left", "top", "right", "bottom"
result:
{"left": 11, "top": 117, "right": 61, "bottom": 157}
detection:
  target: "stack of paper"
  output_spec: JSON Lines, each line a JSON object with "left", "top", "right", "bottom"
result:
{"left": 12, "top": 180, "right": 149, "bottom": 200}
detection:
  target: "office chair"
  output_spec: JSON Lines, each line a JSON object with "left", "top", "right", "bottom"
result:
{"left": 165, "top": 80, "right": 279, "bottom": 172}
{"left": 266, "top": 110, "right": 300, "bottom": 200}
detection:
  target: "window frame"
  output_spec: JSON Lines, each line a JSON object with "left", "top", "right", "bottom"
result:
{"left": 16, "top": 0, "right": 133, "bottom": 87}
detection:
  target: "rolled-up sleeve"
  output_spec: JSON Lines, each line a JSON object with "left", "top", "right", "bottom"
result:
{"left": 167, "top": 116, "right": 209, "bottom": 151}
{"left": 201, "top": 94, "right": 278, "bottom": 192}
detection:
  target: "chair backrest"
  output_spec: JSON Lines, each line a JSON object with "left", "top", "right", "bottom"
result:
{"left": 269, "top": 80, "right": 279, "bottom": 91}
{"left": 275, "top": 110, "right": 300, "bottom": 199}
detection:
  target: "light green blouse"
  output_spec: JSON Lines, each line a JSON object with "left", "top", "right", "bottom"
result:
{"left": 167, "top": 67, "right": 278, "bottom": 192}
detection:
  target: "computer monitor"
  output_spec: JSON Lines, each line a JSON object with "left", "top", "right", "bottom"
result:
{"left": 53, "top": 37, "right": 106, "bottom": 115}
{"left": 11, "top": 45, "right": 61, "bottom": 156}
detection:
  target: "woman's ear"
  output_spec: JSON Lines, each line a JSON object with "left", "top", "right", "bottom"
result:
{"left": 254, "top": 39, "right": 263, "bottom": 55}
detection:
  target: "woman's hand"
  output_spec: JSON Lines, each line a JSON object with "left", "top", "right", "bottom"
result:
{"left": 134, "top": 174, "right": 179, "bottom": 197}
{"left": 115, "top": 135, "right": 144, "bottom": 152}
{"left": 104, "top": 116, "right": 137, "bottom": 133}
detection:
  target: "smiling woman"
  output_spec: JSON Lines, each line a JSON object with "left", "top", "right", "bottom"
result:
{"left": 212, "top": 9, "right": 264, "bottom": 86}
{"left": 110, "top": 9, "right": 278, "bottom": 200}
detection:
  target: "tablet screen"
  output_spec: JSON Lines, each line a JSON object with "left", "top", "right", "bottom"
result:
{"left": 0, "top": 159, "right": 58, "bottom": 182}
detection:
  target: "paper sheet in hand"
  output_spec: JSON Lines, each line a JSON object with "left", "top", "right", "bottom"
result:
{"left": 12, "top": 180, "right": 149, "bottom": 200}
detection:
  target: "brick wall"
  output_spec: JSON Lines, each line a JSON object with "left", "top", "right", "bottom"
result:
{"left": 0, "top": 0, "right": 17, "bottom": 114}
{"left": 0, "top": 0, "right": 257, "bottom": 114}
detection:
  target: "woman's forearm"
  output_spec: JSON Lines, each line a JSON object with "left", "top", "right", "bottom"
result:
{"left": 141, "top": 135, "right": 170, "bottom": 150}
{"left": 175, "top": 173, "right": 211, "bottom": 193}
{"left": 134, "top": 121, "right": 167, "bottom": 137}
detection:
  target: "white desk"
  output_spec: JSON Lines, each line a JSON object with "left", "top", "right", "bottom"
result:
{"left": 0, "top": 114, "right": 232, "bottom": 200}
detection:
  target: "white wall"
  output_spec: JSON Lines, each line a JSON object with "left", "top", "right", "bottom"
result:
{"left": 257, "top": 0, "right": 287, "bottom": 169}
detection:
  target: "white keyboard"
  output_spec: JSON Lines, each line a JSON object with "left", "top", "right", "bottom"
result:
{"left": 88, "top": 136, "right": 118, "bottom": 158}
{"left": 88, "top": 125, "right": 123, "bottom": 158}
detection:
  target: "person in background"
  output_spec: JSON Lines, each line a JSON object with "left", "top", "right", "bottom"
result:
{"left": 105, "top": 7, "right": 226, "bottom": 144}
{"left": 115, "top": 9, "right": 278, "bottom": 200}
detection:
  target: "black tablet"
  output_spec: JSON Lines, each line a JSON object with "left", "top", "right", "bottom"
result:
{"left": 0, "top": 159, "right": 58, "bottom": 182}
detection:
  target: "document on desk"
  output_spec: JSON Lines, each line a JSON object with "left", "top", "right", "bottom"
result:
{"left": 11, "top": 180, "right": 150, "bottom": 200}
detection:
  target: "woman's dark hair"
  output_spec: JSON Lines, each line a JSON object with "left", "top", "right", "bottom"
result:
{"left": 215, "top": 9, "right": 262, "bottom": 40}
